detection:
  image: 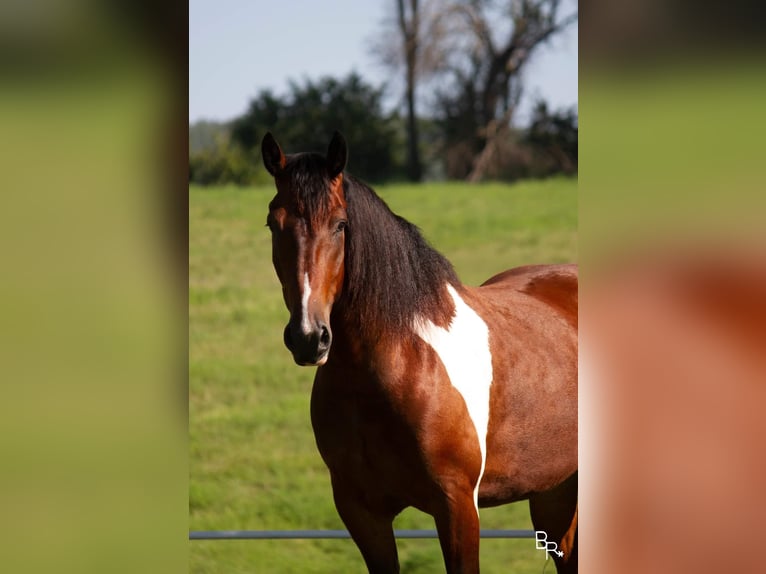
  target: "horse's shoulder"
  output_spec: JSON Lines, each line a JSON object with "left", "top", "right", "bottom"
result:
{"left": 479, "top": 264, "right": 578, "bottom": 328}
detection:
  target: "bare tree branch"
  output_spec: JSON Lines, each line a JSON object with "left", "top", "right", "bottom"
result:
{"left": 372, "top": 0, "right": 577, "bottom": 181}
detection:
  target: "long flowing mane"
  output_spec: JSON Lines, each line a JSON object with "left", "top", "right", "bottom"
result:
{"left": 340, "top": 174, "right": 459, "bottom": 337}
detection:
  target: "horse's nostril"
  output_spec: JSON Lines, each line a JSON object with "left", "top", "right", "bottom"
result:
{"left": 283, "top": 325, "right": 294, "bottom": 351}
{"left": 319, "top": 325, "right": 331, "bottom": 347}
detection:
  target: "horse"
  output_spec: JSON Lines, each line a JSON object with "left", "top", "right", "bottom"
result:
{"left": 261, "top": 131, "right": 578, "bottom": 573}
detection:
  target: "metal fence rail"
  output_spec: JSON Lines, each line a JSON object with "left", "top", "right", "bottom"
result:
{"left": 190, "top": 529, "right": 536, "bottom": 540}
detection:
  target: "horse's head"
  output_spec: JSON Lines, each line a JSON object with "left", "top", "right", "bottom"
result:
{"left": 262, "top": 132, "right": 348, "bottom": 366}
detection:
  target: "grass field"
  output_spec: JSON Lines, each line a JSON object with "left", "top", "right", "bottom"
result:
{"left": 190, "top": 178, "right": 577, "bottom": 573}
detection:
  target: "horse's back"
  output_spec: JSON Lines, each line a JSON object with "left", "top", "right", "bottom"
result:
{"left": 481, "top": 263, "right": 577, "bottom": 328}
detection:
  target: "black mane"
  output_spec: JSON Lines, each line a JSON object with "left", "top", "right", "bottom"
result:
{"left": 339, "top": 174, "right": 459, "bottom": 337}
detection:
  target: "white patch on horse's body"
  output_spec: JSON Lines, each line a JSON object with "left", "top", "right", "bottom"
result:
{"left": 413, "top": 284, "right": 493, "bottom": 513}
{"left": 301, "top": 272, "right": 312, "bottom": 334}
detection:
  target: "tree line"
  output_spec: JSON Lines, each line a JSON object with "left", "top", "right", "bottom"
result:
{"left": 190, "top": 0, "right": 577, "bottom": 186}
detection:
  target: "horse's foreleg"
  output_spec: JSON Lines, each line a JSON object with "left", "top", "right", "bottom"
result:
{"left": 433, "top": 487, "right": 481, "bottom": 574}
{"left": 528, "top": 471, "right": 578, "bottom": 574}
{"left": 331, "top": 476, "right": 400, "bottom": 574}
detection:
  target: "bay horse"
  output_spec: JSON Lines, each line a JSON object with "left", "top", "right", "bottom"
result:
{"left": 262, "top": 131, "right": 578, "bottom": 573}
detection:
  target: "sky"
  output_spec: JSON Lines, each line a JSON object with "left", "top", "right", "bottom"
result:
{"left": 189, "top": 0, "right": 578, "bottom": 126}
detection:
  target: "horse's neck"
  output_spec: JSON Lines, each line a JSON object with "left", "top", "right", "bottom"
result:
{"left": 328, "top": 305, "right": 384, "bottom": 361}
{"left": 330, "top": 285, "right": 456, "bottom": 369}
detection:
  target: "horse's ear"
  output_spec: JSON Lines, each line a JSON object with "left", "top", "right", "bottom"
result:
{"left": 261, "top": 132, "right": 286, "bottom": 176}
{"left": 326, "top": 131, "right": 347, "bottom": 179}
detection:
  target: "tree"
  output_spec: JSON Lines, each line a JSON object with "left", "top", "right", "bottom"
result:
{"left": 525, "top": 100, "right": 578, "bottom": 175}
{"left": 397, "top": 0, "right": 423, "bottom": 182}
{"left": 189, "top": 131, "right": 262, "bottom": 187}
{"left": 230, "top": 90, "right": 281, "bottom": 153}
{"left": 230, "top": 73, "right": 398, "bottom": 182}
{"left": 372, "top": 0, "right": 450, "bottom": 181}
{"left": 429, "top": 0, "right": 577, "bottom": 180}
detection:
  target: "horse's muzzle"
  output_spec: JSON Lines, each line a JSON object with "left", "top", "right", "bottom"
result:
{"left": 283, "top": 321, "right": 332, "bottom": 366}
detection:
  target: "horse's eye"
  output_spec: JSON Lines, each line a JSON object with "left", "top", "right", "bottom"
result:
{"left": 335, "top": 220, "right": 347, "bottom": 234}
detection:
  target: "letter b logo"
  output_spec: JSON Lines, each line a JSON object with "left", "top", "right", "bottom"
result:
{"left": 535, "top": 531, "right": 548, "bottom": 549}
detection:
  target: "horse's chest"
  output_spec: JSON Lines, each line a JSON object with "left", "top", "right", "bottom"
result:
{"left": 311, "top": 386, "right": 423, "bottom": 488}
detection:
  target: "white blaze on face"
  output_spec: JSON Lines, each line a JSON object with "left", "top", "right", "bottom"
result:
{"left": 301, "top": 272, "right": 312, "bottom": 334}
{"left": 413, "top": 284, "right": 493, "bottom": 514}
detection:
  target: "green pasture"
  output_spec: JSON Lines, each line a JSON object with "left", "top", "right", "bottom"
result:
{"left": 190, "top": 178, "right": 577, "bottom": 573}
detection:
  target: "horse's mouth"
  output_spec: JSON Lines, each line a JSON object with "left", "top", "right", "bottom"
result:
{"left": 294, "top": 350, "right": 329, "bottom": 367}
